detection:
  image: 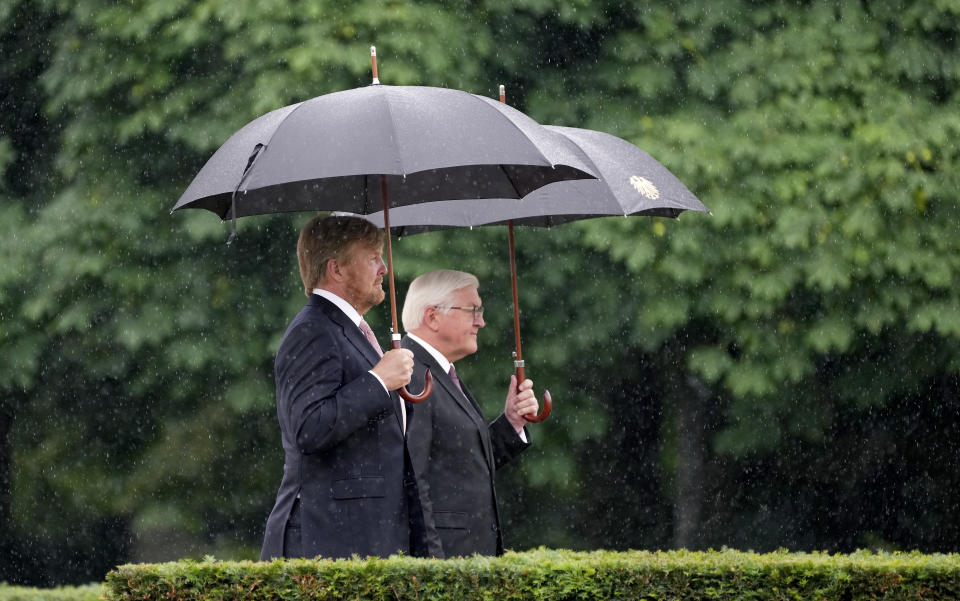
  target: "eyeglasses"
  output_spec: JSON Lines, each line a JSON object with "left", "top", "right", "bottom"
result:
{"left": 438, "top": 305, "right": 484, "bottom": 318}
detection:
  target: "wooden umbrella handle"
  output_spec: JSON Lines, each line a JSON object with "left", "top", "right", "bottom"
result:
{"left": 525, "top": 389, "right": 553, "bottom": 423}
{"left": 516, "top": 364, "right": 553, "bottom": 423}
{"left": 369, "top": 49, "right": 428, "bottom": 402}
{"left": 499, "top": 85, "right": 552, "bottom": 423}
{"left": 393, "top": 339, "right": 434, "bottom": 403}
{"left": 400, "top": 377, "right": 433, "bottom": 403}
{"left": 380, "top": 174, "right": 432, "bottom": 403}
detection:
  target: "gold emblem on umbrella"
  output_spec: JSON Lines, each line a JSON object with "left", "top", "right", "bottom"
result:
{"left": 629, "top": 175, "right": 659, "bottom": 199}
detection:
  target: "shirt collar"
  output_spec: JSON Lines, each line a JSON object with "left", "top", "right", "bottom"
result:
{"left": 406, "top": 332, "right": 452, "bottom": 373}
{"left": 314, "top": 288, "right": 362, "bottom": 327}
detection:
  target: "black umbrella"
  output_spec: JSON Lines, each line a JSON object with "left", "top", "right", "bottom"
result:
{"left": 361, "top": 85, "right": 710, "bottom": 419}
{"left": 172, "top": 49, "right": 598, "bottom": 402}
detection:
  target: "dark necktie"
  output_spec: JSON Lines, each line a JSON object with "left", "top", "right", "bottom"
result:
{"left": 358, "top": 320, "right": 384, "bottom": 357}
{"left": 448, "top": 364, "right": 464, "bottom": 394}
{"left": 448, "top": 364, "right": 484, "bottom": 418}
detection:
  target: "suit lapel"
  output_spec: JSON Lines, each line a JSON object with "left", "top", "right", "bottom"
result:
{"left": 456, "top": 378, "right": 485, "bottom": 420}
{"left": 457, "top": 377, "right": 497, "bottom": 469}
{"left": 314, "top": 296, "right": 405, "bottom": 432}
{"left": 404, "top": 338, "right": 494, "bottom": 461}
{"left": 314, "top": 295, "right": 382, "bottom": 367}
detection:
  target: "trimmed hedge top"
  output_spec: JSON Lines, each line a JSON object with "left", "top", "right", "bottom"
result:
{"left": 105, "top": 548, "right": 960, "bottom": 601}
{"left": 0, "top": 584, "right": 104, "bottom": 601}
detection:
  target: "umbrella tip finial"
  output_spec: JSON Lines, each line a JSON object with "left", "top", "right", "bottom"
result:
{"left": 499, "top": 84, "right": 505, "bottom": 103}
{"left": 370, "top": 46, "right": 380, "bottom": 85}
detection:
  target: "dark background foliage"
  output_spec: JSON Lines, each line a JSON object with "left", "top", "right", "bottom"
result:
{"left": 1, "top": 0, "right": 958, "bottom": 585}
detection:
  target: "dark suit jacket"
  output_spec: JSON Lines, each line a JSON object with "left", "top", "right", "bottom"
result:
{"left": 260, "top": 294, "right": 418, "bottom": 560}
{"left": 402, "top": 336, "right": 530, "bottom": 558}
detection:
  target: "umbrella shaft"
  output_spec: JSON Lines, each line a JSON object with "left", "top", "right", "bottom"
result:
{"left": 380, "top": 175, "right": 401, "bottom": 346}
{"left": 508, "top": 220, "right": 524, "bottom": 371}
{"left": 500, "top": 89, "right": 525, "bottom": 382}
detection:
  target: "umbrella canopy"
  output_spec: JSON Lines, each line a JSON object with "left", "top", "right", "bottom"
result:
{"left": 359, "top": 122, "right": 710, "bottom": 420}
{"left": 172, "top": 86, "right": 597, "bottom": 221}
{"left": 362, "top": 125, "right": 709, "bottom": 234}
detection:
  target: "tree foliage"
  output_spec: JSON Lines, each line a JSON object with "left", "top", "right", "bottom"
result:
{"left": 1, "top": 0, "right": 958, "bottom": 585}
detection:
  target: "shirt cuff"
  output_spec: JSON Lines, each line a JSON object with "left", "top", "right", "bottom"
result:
{"left": 517, "top": 428, "right": 528, "bottom": 443}
{"left": 368, "top": 370, "right": 388, "bottom": 393}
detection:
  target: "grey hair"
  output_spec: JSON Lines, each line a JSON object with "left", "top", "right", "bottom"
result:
{"left": 402, "top": 269, "right": 480, "bottom": 331}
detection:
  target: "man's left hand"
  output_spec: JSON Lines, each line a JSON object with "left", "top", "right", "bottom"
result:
{"left": 505, "top": 375, "right": 539, "bottom": 432}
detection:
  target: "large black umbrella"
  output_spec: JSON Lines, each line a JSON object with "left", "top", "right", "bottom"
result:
{"left": 172, "top": 49, "right": 598, "bottom": 402}
{"left": 361, "top": 85, "right": 710, "bottom": 419}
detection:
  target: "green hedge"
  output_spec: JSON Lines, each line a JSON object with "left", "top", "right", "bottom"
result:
{"left": 104, "top": 548, "right": 960, "bottom": 601}
{"left": 0, "top": 584, "right": 104, "bottom": 601}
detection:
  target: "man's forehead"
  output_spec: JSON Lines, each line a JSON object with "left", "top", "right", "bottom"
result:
{"left": 453, "top": 285, "right": 481, "bottom": 301}
{"left": 346, "top": 241, "right": 382, "bottom": 256}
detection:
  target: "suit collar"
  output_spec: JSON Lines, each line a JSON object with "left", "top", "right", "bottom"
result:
{"left": 311, "top": 294, "right": 382, "bottom": 367}
{"left": 405, "top": 332, "right": 451, "bottom": 373}
{"left": 312, "top": 294, "right": 407, "bottom": 433}
{"left": 403, "top": 336, "right": 486, "bottom": 423}
{"left": 313, "top": 288, "right": 363, "bottom": 326}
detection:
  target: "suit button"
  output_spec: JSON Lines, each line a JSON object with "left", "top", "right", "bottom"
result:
{"left": 491, "top": 524, "right": 498, "bottom": 532}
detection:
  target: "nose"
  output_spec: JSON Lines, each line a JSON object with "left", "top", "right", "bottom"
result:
{"left": 376, "top": 256, "right": 387, "bottom": 275}
{"left": 476, "top": 313, "right": 485, "bottom": 328}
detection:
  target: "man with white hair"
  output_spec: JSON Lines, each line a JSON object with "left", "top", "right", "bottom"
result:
{"left": 401, "top": 269, "right": 540, "bottom": 557}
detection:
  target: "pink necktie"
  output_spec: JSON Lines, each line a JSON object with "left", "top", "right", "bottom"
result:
{"left": 358, "top": 320, "right": 383, "bottom": 357}
{"left": 360, "top": 320, "right": 404, "bottom": 432}
{"left": 448, "top": 365, "right": 464, "bottom": 394}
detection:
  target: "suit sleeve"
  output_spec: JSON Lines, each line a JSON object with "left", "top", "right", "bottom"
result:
{"left": 404, "top": 365, "right": 445, "bottom": 558}
{"left": 276, "top": 320, "right": 394, "bottom": 454}
{"left": 488, "top": 413, "right": 531, "bottom": 470}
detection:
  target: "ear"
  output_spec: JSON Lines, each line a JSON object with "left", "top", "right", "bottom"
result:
{"left": 325, "top": 258, "right": 343, "bottom": 282}
{"left": 424, "top": 305, "right": 442, "bottom": 332}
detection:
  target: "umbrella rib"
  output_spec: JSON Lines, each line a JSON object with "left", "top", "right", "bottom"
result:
{"left": 239, "top": 100, "right": 309, "bottom": 193}
{"left": 544, "top": 129, "right": 602, "bottom": 185}
{"left": 377, "top": 87, "right": 408, "bottom": 178}
{"left": 496, "top": 164, "right": 526, "bottom": 199}
{"left": 471, "top": 95, "right": 555, "bottom": 170}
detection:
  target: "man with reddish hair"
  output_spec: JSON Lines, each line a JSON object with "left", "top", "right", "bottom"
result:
{"left": 260, "top": 214, "right": 422, "bottom": 559}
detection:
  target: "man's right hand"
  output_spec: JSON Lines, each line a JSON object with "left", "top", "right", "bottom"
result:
{"left": 371, "top": 348, "right": 414, "bottom": 391}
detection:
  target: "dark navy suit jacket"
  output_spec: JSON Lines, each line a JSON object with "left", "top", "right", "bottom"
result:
{"left": 260, "top": 295, "right": 419, "bottom": 559}
{"left": 402, "top": 336, "right": 529, "bottom": 558}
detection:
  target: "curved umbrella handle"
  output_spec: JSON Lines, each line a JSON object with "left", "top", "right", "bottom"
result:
{"left": 515, "top": 364, "right": 552, "bottom": 423}
{"left": 399, "top": 369, "right": 433, "bottom": 403}
{"left": 502, "top": 216, "right": 551, "bottom": 423}
{"left": 380, "top": 170, "right": 432, "bottom": 404}
{"left": 524, "top": 388, "right": 552, "bottom": 423}
{"left": 391, "top": 338, "right": 433, "bottom": 403}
